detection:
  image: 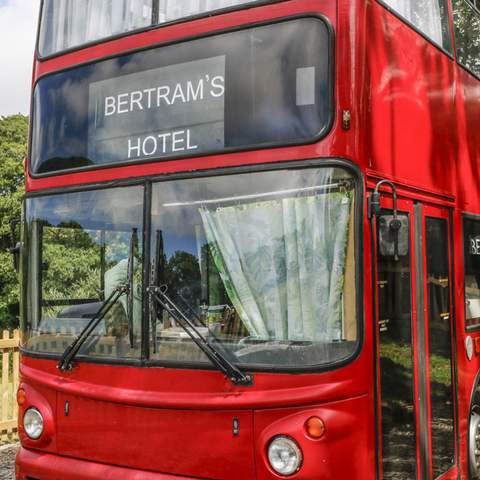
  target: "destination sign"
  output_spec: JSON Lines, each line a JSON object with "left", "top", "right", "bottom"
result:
{"left": 88, "top": 56, "right": 226, "bottom": 162}
{"left": 31, "top": 18, "right": 332, "bottom": 175}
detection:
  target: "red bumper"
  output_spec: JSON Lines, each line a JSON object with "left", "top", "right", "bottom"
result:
{"left": 16, "top": 447, "right": 198, "bottom": 480}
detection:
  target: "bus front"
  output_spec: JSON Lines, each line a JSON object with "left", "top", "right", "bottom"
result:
{"left": 17, "top": 1, "right": 372, "bottom": 479}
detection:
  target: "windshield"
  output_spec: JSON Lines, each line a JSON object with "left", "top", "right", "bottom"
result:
{"left": 38, "top": 0, "right": 270, "bottom": 57}
{"left": 150, "top": 167, "right": 358, "bottom": 368}
{"left": 22, "top": 167, "right": 359, "bottom": 369}
{"left": 23, "top": 186, "right": 144, "bottom": 360}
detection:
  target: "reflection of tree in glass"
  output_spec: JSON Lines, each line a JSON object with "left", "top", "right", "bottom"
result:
{"left": 164, "top": 251, "right": 201, "bottom": 308}
{"left": 42, "top": 224, "right": 102, "bottom": 317}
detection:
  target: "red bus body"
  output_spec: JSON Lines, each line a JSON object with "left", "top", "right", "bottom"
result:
{"left": 16, "top": 1, "right": 480, "bottom": 479}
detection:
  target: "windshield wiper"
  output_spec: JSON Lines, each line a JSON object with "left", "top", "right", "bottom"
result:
{"left": 126, "top": 228, "right": 138, "bottom": 348}
{"left": 58, "top": 285, "right": 128, "bottom": 372}
{"left": 148, "top": 285, "right": 252, "bottom": 386}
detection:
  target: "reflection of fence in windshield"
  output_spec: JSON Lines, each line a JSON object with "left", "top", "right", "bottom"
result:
{"left": 151, "top": 171, "right": 357, "bottom": 368}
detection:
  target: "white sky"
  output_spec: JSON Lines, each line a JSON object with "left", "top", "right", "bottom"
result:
{"left": 0, "top": 0, "right": 40, "bottom": 117}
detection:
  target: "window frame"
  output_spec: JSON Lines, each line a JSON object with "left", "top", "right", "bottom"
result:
{"left": 35, "top": 0, "right": 289, "bottom": 61}
{"left": 20, "top": 158, "right": 364, "bottom": 374}
{"left": 375, "top": 0, "right": 455, "bottom": 58}
{"left": 21, "top": 182, "right": 148, "bottom": 365}
{"left": 29, "top": 14, "right": 336, "bottom": 179}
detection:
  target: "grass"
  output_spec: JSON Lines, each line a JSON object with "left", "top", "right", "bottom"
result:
{"left": 381, "top": 339, "right": 453, "bottom": 386}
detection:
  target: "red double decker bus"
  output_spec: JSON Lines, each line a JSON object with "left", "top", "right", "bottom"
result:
{"left": 14, "top": 0, "right": 480, "bottom": 479}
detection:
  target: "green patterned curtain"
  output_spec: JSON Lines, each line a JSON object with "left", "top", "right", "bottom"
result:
{"left": 199, "top": 190, "right": 352, "bottom": 341}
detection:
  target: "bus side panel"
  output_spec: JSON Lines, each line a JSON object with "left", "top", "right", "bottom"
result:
{"left": 365, "top": 1, "right": 457, "bottom": 197}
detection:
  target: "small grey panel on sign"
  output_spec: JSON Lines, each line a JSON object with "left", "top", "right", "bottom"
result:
{"left": 296, "top": 67, "right": 315, "bottom": 106}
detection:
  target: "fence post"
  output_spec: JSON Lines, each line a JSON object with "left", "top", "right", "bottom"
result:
{"left": 0, "top": 329, "right": 20, "bottom": 443}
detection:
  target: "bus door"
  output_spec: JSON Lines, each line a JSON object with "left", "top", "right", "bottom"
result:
{"left": 373, "top": 198, "right": 456, "bottom": 480}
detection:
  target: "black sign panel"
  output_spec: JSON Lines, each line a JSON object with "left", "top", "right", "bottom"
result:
{"left": 31, "top": 17, "right": 332, "bottom": 175}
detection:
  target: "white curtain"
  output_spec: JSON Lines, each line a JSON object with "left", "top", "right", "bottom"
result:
{"left": 40, "top": 0, "right": 153, "bottom": 56}
{"left": 383, "top": 0, "right": 444, "bottom": 46}
{"left": 158, "top": 0, "right": 255, "bottom": 22}
{"left": 200, "top": 190, "right": 352, "bottom": 342}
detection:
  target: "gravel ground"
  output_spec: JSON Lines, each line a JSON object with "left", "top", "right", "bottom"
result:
{"left": 0, "top": 445, "right": 18, "bottom": 480}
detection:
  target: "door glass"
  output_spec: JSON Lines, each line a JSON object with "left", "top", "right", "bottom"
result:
{"left": 425, "top": 217, "right": 455, "bottom": 477}
{"left": 377, "top": 213, "right": 418, "bottom": 479}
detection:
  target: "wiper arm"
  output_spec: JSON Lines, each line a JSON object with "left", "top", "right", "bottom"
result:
{"left": 148, "top": 285, "right": 252, "bottom": 386}
{"left": 127, "top": 228, "right": 138, "bottom": 348}
{"left": 58, "top": 285, "right": 128, "bottom": 372}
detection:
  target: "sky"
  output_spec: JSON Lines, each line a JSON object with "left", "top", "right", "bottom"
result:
{"left": 0, "top": 0, "right": 40, "bottom": 117}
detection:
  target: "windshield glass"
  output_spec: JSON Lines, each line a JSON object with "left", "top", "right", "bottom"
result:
{"left": 150, "top": 167, "right": 358, "bottom": 368}
{"left": 38, "top": 0, "right": 269, "bottom": 57}
{"left": 22, "top": 167, "right": 359, "bottom": 369}
{"left": 23, "top": 186, "right": 144, "bottom": 360}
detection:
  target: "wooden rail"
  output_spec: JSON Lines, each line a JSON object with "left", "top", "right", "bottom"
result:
{"left": 1, "top": 329, "right": 19, "bottom": 444}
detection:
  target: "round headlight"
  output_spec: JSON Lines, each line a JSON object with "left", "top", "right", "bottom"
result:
{"left": 23, "top": 407, "right": 44, "bottom": 440}
{"left": 267, "top": 436, "right": 302, "bottom": 476}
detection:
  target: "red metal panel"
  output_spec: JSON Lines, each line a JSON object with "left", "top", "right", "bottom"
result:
{"left": 253, "top": 396, "right": 374, "bottom": 479}
{"left": 55, "top": 394, "right": 255, "bottom": 480}
{"left": 16, "top": 447, "right": 201, "bottom": 480}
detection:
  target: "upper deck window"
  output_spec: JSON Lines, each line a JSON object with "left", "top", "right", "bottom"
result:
{"left": 38, "top": 0, "right": 267, "bottom": 57}
{"left": 380, "top": 0, "right": 453, "bottom": 52}
{"left": 31, "top": 18, "right": 333, "bottom": 176}
{"left": 453, "top": 0, "right": 480, "bottom": 77}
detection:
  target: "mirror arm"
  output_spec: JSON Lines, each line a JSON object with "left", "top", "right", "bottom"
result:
{"left": 369, "top": 179, "right": 398, "bottom": 219}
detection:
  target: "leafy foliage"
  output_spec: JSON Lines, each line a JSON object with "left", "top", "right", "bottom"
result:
{"left": 453, "top": 0, "right": 480, "bottom": 77}
{"left": 0, "top": 115, "right": 28, "bottom": 330}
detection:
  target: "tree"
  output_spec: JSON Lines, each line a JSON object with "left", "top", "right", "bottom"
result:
{"left": 0, "top": 115, "right": 28, "bottom": 330}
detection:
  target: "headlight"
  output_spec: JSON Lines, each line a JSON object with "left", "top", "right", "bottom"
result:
{"left": 267, "top": 436, "right": 302, "bottom": 476}
{"left": 23, "top": 407, "right": 44, "bottom": 439}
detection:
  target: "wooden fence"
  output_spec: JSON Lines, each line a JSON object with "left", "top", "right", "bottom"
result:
{"left": 1, "top": 330, "right": 19, "bottom": 443}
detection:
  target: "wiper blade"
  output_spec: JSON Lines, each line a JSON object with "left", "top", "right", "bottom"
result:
{"left": 126, "top": 228, "right": 138, "bottom": 348}
{"left": 58, "top": 285, "right": 128, "bottom": 372}
{"left": 148, "top": 285, "right": 252, "bottom": 386}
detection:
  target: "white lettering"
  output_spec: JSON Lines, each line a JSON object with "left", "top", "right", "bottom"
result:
{"left": 186, "top": 129, "right": 198, "bottom": 150}
{"left": 157, "top": 86, "right": 171, "bottom": 106}
{"left": 117, "top": 93, "right": 129, "bottom": 114}
{"left": 172, "top": 130, "right": 185, "bottom": 152}
{"left": 142, "top": 136, "right": 157, "bottom": 156}
{"left": 105, "top": 96, "right": 116, "bottom": 117}
{"left": 187, "top": 80, "right": 204, "bottom": 102}
{"left": 470, "top": 237, "right": 480, "bottom": 255}
{"left": 144, "top": 88, "right": 156, "bottom": 109}
{"left": 130, "top": 91, "right": 144, "bottom": 111}
{"left": 210, "top": 75, "right": 225, "bottom": 98}
{"left": 172, "top": 83, "right": 187, "bottom": 104}
{"left": 157, "top": 132, "right": 171, "bottom": 153}
{"left": 128, "top": 138, "right": 141, "bottom": 158}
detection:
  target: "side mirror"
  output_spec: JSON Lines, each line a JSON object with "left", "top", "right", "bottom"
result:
{"left": 378, "top": 215, "right": 409, "bottom": 258}
{"left": 9, "top": 218, "right": 21, "bottom": 273}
